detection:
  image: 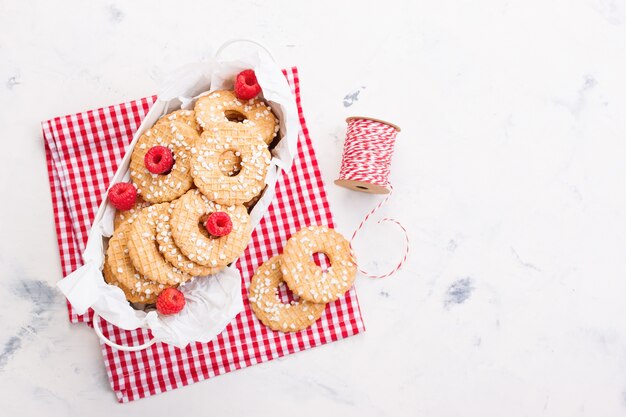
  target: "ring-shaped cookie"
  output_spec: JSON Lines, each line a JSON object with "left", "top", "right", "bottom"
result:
{"left": 127, "top": 204, "right": 191, "bottom": 286}
{"left": 103, "top": 258, "right": 158, "bottom": 304}
{"left": 281, "top": 226, "right": 357, "bottom": 303}
{"left": 169, "top": 189, "right": 251, "bottom": 267}
{"left": 249, "top": 255, "right": 326, "bottom": 332}
{"left": 155, "top": 109, "right": 201, "bottom": 133}
{"left": 191, "top": 128, "right": 271, "bottom": 205}
{"left": 194, "top": 89, "right": 279, "bottom": 144}
{"left": 105, "top": 215, "right": 168, "bottom": 302}
{"left": 156, "top": 201, "right": 223, "bottom": 277}
{"left": 130, "top": 120, "right": 199, "bottom": 203}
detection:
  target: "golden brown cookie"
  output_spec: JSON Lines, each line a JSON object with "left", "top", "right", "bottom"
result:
{"left": 191, "top": 128, "right": 271, "bottom": 205}
{"left": 105, "top": 216, "right": 168, "bottom": 302}
{"left": 170, "top": 189, "right": 252, "bottom": 267}
{"left": 103, "top": 257, "right": 158, "bottom": 304}
{"left": 155, "top": 201, "right": 223, "bottom": 276}
{"left": 281, "top": 226, "right": 357, "bottom": 303}
{"left": 194, "top": 90, "right": 279, "bottom": 144}
{"left": 249, "top": 255, "right": 326, "bottom": 332}
{"left": 127, "top": 204, "right": 192, "bottom": 285}
{"left": 243, "top": 185, "right": 265, "bottom": 212}
{"left": 130, "top": 120, "right": 199, "bottom": 203}
{"left": 113, "top": 196, "right": 150, "bottom": 230}
{"left": 155, "top": 109, "right": 200, "bottom": 133}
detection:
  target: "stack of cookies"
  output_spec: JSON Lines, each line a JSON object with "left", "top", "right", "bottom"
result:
{"left": 104, "top": 76, "right": 279, "bottom": 304}
{"left": 248, "top": 225, "right": 357, "bottom": 333}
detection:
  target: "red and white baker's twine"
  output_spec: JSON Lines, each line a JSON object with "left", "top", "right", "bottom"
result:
{"left": 339, "top": 119, "right": 397, "bottom": 189}
{"left": 338, "top": 118, "right": 410, "bottom": 278}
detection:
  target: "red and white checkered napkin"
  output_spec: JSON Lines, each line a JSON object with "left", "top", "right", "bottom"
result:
{"left": 43, "top": 67, "right": 365, "bottom": 402}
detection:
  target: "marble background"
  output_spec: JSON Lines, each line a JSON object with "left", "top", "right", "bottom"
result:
{"left": 2, "top": 0, "right": 626, "bottom": 415}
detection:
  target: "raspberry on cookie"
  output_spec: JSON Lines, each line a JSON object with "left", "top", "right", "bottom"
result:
{"left": 109, "top": 182, "right": 137, "bottom": 211}
{"left": 144, "top": 146, "right": 174, "bottom": 174}
{"left": 155, "top": 201, "right": 222, "bottom": 277}
{"left": 130, "top": 120, "right": 199, "bottom": 203}
{"left": 206, "top": 212, "right": 232, "bottom": 237}
{"left": 169, "top": 189, "right": 252, "bottom": 268}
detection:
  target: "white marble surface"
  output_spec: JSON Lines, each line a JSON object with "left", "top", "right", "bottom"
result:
{"left": 2, "top": 0, "right": 626, "bottom": 415}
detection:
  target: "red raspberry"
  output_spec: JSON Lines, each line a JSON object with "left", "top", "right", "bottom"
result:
{"left": 234, "top": 69, "right": 262, "bottom": 100}
{"left": 108, "top": 182, "right": 137, "bottom": 211}
{"left": 144, "top": 146, "right": 174, "bottom": 174}
{"left": 205, "top": 212, "right": 233, "bottom": 237}
{"left": 156, "top": 288, "right": 186, "bottom": 315}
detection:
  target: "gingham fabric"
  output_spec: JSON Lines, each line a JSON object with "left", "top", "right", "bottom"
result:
{"left": 43, "top": 67, "right": 365, "bottom": 402}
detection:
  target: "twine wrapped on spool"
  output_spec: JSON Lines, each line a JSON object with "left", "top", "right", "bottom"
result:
{"left": 335, "top": 116, "right": 401, "bottom": 194}
{"left": 334, "top": 116, "right": 408, "bottom": 278}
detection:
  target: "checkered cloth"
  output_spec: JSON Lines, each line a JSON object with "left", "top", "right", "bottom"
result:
{"left": 42, "top": 67, "right": 365, "bottom": 402}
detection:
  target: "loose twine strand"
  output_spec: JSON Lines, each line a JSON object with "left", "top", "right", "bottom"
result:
{"left": 338, "top": 118, "right": 410, "bottom": 278}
